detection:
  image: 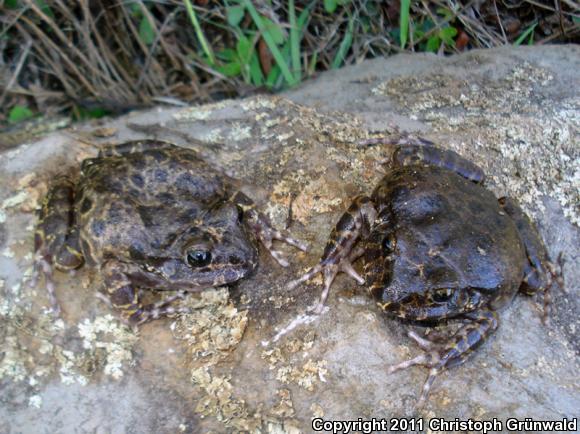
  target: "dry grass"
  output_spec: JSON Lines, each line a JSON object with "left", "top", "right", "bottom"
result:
{"left": 1, "top": 0, "right": 578, "bottom": 127}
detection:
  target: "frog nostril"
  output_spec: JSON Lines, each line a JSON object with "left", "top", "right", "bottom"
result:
{"left": 229, "top": 255, "right": 242, "bottom": 265}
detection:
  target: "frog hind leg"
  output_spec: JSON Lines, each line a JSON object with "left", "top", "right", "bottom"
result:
{"left": 231, "top": 191, "right": 308, "bottom": 267}
{"left": 288, "top": 196, "right": 377, "bottom": 312}
{"left": 499, "top": 197, "right": 564, "bottom": 323}
{"left": 34, "top": 177, "right": 84, "bottom": 313}
{"left": 359, "top": 135, "right": 485, "bottom": 182}
{"left": 387, "top": 310, "right": 498, "bottom": 409}
{"left": 101, "top": 261, "right": 190, "bottom": 327}
{"left": 393, "top": 144, "right": 486, "bottom": 183}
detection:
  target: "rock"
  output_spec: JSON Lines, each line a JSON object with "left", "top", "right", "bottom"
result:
{"left": 0, "top": 46, "right": 578, "bottom": 432}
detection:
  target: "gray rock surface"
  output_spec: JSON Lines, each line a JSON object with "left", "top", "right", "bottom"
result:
{"left": 1, "top": 45, "right": 578, "bottom": 433}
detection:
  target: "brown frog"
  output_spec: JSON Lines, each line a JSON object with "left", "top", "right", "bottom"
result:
{"left": 290, "top": 142, "right": 562, "bottom": 408}
{"left": 34, "top": 140, "right": 307, "bottom": 325}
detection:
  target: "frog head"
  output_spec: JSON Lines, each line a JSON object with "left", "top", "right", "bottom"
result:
{"left": 365, "top": 219, "right": 489, "bottom": 321}
{"left": 130, "top": 202, "right": 258, "bottom": 290}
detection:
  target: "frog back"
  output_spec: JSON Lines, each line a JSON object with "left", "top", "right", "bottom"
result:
{"left": 371, "top": 165, "right": 525, "bottom": 310}
{"left": 75, "top": 147, "right": 230, "bottom": 265}
{"left": 80, "top": 146, "right": 229, "bottom": 206}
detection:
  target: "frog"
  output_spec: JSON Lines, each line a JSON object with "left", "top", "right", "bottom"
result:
{"left": 289, "top": 141, "right": 562, "bottom": 408}
{"left": 34, "top": 140, "right": 307, "bottom": 325}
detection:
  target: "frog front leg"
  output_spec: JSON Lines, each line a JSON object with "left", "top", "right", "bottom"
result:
{"left": 499, "top": 197, "right": 564, "bottom": 322}
{"left": 289, "top": 196, "right": 377, "bottom": 312}
{"left": 34, "top": 177, "right": 84, "bottom": 313}
{"left": 388, "top": 310, "right": 498, "bottom": 409}
{"left": 231, "top": 191, "right": 308, "bottom": 267}
{"left": 101, "top": 261, "right": 190, "bottom": 326}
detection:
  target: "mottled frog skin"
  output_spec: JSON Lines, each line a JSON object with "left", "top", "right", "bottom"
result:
{"left": 291, "top": 142, "right": 561, "bottom": 408}
{"left": 34, "top": 140, "right": 307, "bottom": 325}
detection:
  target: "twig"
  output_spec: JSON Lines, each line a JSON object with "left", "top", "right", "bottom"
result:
{"left": 136, "top": 8, "right": 177, "bottom": 93}
{"left": 537, "top": 23, "right": 580, "bottom": 43}
{"left": 493, "top": 0, "right": 508, "bottom": 44}
{"left": 0, "top": 39, "right": 31, "bottom": 106}
{"left": 523, "top": 0, "right": 579, "bottom": 18}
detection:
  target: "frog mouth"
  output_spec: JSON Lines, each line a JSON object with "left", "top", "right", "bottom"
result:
{"left": 135, "top": 261, "right": 253, "bottom": 289}
{"left": 380, "top": 287, "right": 485, "bottom": 320}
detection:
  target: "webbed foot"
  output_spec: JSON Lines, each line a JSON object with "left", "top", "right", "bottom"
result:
{"left": 289, "top": 247, "right": 365, "bottom": 313}
{"left": 249, "top": 213, "right": 308, "bottom": 266}
{"left": 127, "top": 292, "right": 190, "bottom": 327}
{"left": 387, "top": 310, "right": 498, "bottom": 409}
{"left": 100, "top": 261, "right": 193, "bottom": 328}
{"left": 233, "top": 191, "right": 308, "bottom": 266}
{"left": 97, "top": 288, "right": 191, "bottom": 329}
{"left": 288, "top": 196, "right": 376, "bottom": 312}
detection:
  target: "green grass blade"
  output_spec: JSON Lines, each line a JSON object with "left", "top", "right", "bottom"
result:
{"left": 243, "top": 0, "right": 297, "bottom": 86}
{"left": 8, "top": 105, "right": 34, "bottom": 123}
{"left": 288, "top": 0, "right": 301, "bottom": 81}
{"left": 249, "top": 51, "right": 264, "bottom": 86}
{"left": 266, "top": 41, "right": 292, "bottom": 88}
{"left": 139, "top": 17, "right": 155, "bottom": 45}
{"left": 268, "top": 2, "right": 313, "bottom": 86}
{"left": 324, "top": 0, "right": 338, "bottom": 14}
{"left": 297, "top": 2, "right": 314, "bottom": 29}
{"left": 183, "top": 0, "right": 215, "bottom": 65}
{"left": 514, "top": 22, "right": 537, "bottom": 46}
{"left": 400, "top": 0, "right": 410, "bottom": 49}
{"left": 307, "top": 51, "right": 318, "bottom": 76}
{"left": 266, "top": 65, "right": 281, "bottom": 88}
{"left": 332, "top": 15, "right": 354, "bottom": 69}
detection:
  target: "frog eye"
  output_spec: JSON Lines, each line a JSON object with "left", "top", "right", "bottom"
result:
{"left": 382, "top": 234, "right": 396, "bottom": 252}
{"left": 186, "top": 250, "right": 212, "bottom": 267}
{"left": 432, "top": 288, "right": 453, "bottom": 303}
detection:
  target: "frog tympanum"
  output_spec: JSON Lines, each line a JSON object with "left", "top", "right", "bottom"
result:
{"left": 34, "top": 140, "right": 307, "bottom": 325}
{"left": 290, "top": 143, "right": 562, "bottom": 408}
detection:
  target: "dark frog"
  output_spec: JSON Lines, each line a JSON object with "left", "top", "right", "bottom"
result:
{"left": 290, "top": 141, "right": 562, "bottom": 408}
{"left": 34, "top": 140, "right": 307, "bottom": 325}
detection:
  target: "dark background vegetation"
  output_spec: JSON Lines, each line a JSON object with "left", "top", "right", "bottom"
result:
{"left": 1, "top": 0, "right": 578, "bottom": 129}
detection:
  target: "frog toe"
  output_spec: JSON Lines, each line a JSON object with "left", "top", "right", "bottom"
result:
{"left": 289, "top": 254, "right": 364, "bottom": 312}
{"left": 283, "top": 235, "right": 309, "bottom": 253}
{"left": 255, "top": 226, "right": 307, "bottom": 266}
{"left": 269, "top": 250, "right": 290, "bottom": 267}
{"left": 268, "top": 226, "right": 309, "bottom": 252}
{"left": 255, "top": 223, "right": 308, "bottom": 263}
{"left": 238, "top": 196, "right": 308, "bottom": 264}
{"left": 33, "top": 256, "right": 60, "bottom": 314}
{"left": 386, "top": 345, "right": 446, "bottom": 410}
{"left": 129, "top": 302, "right": 191, "bottom": 326}
{"left": 124, "top": 291, "right": 188, "bottom": 326}
{"left": 386, "top": 353, "right": 433, "bottom": 374}
{"left": 287, "top": 264, "right": 324, "bottom": 290}
{"left": 339, "top": 260, "right": 364, "bottom": 284}
{"left": 386, "top": 311, "right": 498, "bottom": 408}
{"left": 257, "top": 234, "right": 290, "bottom": 267}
